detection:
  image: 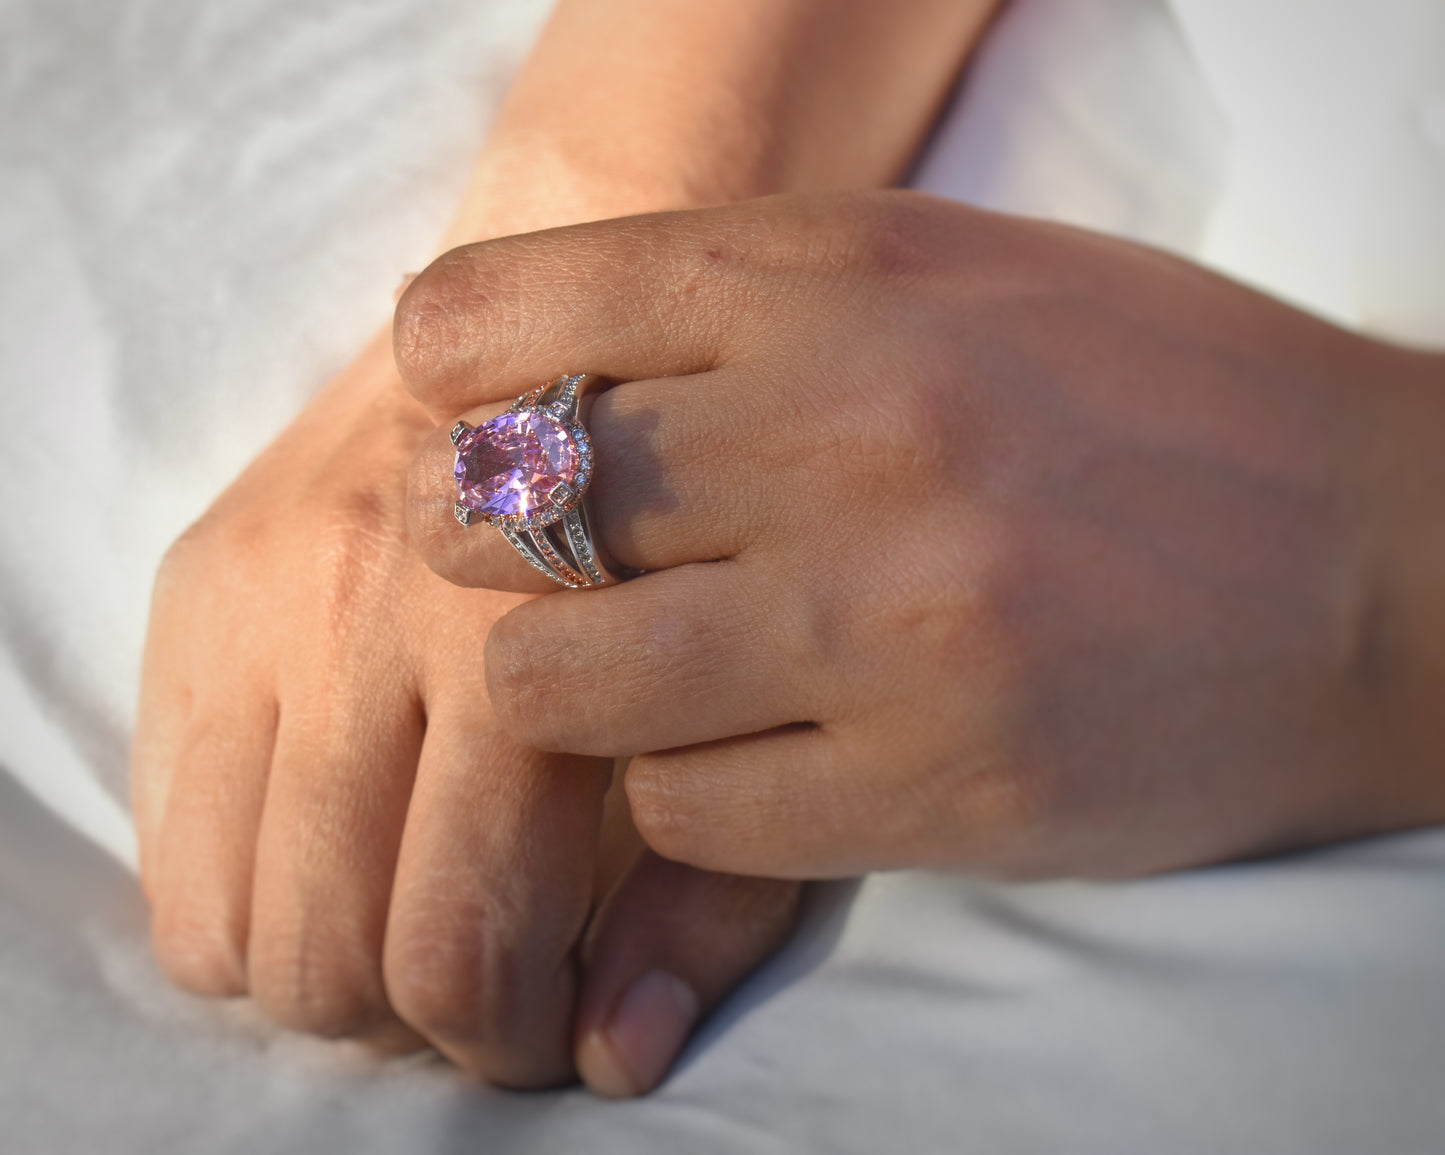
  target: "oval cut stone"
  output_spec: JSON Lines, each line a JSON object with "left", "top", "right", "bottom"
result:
{"left": 454, "top": 410, "right": 580, "bottom": 519}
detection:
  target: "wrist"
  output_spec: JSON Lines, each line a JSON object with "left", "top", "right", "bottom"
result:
{"left": 436, "top": 0, "right": 1000, "bottom": 251}
{"left": 439, "top": 124, "right": 774, "bottom": 251}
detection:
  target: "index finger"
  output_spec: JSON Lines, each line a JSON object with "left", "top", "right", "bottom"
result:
{"left": 391, "top": 193, "right": 876, "bottom": 419}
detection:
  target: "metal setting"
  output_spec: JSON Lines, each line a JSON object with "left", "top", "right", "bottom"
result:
{"left": 452, "top": 373, "right": 617, "bottom": 588}
{"left": 527, "top": 527, "right": 588, "bottom": 587}
{"left": 564, "top": 506, "right": 608, "bottom": 586}
{"left": 549, "top": 481, "right": 576, "bottom": 507}
{"left": 499, "top": 525, "right": 575, "bottom": 587}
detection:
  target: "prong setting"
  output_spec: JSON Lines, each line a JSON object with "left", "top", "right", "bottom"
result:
{"left": 450, "top": 421, "right": 470, "bottom": 446}
{"left": 549, "top": 481, "right": 576, "bottom": 509}
{"left": 454, "top": 502, "right": 473, "bottom": 526}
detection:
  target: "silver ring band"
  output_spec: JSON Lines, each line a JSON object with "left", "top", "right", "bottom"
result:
{"left": 450, "top": 374, "right": 618, "bottom": 588}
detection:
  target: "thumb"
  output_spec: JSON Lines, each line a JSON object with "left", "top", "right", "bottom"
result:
{"left": 574, "top": 851, "right": 801, "bottom": 1097}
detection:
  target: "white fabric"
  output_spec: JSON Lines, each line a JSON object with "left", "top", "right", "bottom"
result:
{"left": 2, "top": 0, "right": 1443, "bottom": 1150}
{"left": 914, "top": 0, "right": 1445, "bottom": 345}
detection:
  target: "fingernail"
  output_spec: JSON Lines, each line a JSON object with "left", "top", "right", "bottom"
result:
{"left": 586, "top": 970, "right": 698, "bottom": 1097}
{"left": 393, "top": 272, "right": 419, "bottom": 302}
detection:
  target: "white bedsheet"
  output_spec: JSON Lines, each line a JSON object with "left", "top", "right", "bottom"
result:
{"left": 3, "top": 0, "right": 1443, "bottom": 1151}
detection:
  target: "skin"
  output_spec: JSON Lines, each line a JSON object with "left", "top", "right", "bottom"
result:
{"left": 131, "top": 0, "right": 1000, "bottom": 1096}
{"left": 400, "top": 191, "right": 1445, "bottom": 881}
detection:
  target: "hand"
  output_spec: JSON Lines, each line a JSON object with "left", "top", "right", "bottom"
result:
{"left": 131, "top": 0, "right": 1004, "bottom": 1093}
{"left": 398, "top": 191, "right": 1445, "bottom": 880}
{"left": 132, "top": 334, "right": 799, "bottom": 1093}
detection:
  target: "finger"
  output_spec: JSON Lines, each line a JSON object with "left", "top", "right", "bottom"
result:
{"left": 593, "top": 760, "right": 647, "bottom": 903}
{"left": 574, "top": 851, "right": 801, "bottom": 1098}
{"left": 147, "top": 689, "right": 277, "bottom": 996}
{"left": 408, "top": 367, "right": 787, "bottom": 592}
{"left": 131, "top": 651, "right": 191, "bottom": 897}
{"left": 382, "top": 698, "right": 612, "bottom": 1088}
{"left": 393, "top": 194, "right": 869, "bottom": 418}
{"left": 624, "top": 725, "right": 864, "bottom": 879}
{"left": 485, "top": 559, "right": 827, "bottom": 757}
{"left": 626, "top": 724, "right": 1037, "bottom": 879}
{"left": 246, "top": 672, "right": 425, "bottom": 1043}
{"left": 131, "top": 550, "right": 204, "bottom": 891}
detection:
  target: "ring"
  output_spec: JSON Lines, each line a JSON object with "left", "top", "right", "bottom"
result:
{"left": 449, "top": 373, "right": 618, "bottom": 588}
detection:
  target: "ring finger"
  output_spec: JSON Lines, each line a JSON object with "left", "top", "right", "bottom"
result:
{"left": 407, "top": 367, "right": 801, "bottom": 593}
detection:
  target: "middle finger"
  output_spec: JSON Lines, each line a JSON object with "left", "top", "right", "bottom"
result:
{"left": 382, "top": 692, "right": 612, "bottom": 1086}
{"left": 484, "top": 556, "right": 831, "bottom": 757}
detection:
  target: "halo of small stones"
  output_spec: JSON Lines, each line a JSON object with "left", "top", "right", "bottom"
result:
{"left": 468, "top": 413, "right": 593, "bottom": 532}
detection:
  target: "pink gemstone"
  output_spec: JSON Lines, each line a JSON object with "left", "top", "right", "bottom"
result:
{"left": 454, "top": 410, "right": 580, "bottom": 519}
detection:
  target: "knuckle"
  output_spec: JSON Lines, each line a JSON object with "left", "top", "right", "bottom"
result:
{"left": 393, "top": 244, "right": 523, "bottom": 401}
{"left": 392, "top": 251, "right": 471, "bottom": 388}
{"left": 155, "top": 513, "right": 259, "bottom": 592}
{"left": 303, "top": 493, "right": 412, "bottom": 631}
{"left": 827, "top": 191, "right": 941, "bottom": 286}
{"left": 153, "top": 529, "right": 202, "bottom": 591}
{"left": 624, "top": 769, "right": 702, "bottom": 864}
{"left": 249, "top": 933, "right": 386, "bottom": 1038}
{"left": 312, "top": 477, "right": 406, "bottom": 544}
{"left": 483, "top": 614, "right": 572, "bottom": 750}
{"left": 385, "top": 917, "right": 514, "bottom": 1043}
{"left": 152, "top": 513, "right": 281, "bottom": 630}
{"left": 151, "top": 898, "right": 248, "bottom": 997}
